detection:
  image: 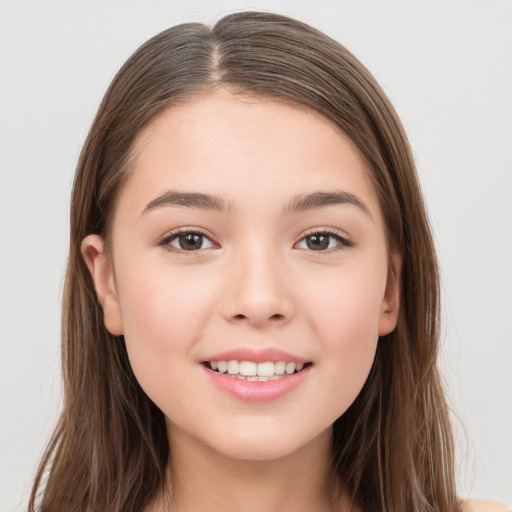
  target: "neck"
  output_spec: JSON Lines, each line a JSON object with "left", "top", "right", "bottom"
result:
{"left": 147, "top": 423, "right": 355, "bottom": 512}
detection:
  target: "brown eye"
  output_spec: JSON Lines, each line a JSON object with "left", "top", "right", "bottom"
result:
{"left": 161, "top": 231, "right": 216, "bottom": 252}
{"left": 178, "top": 233, "right": 204, "bottom": 250}
{"left": 306, "top": 234, "right": 330, "bottom": 250}
{"left": 296, "top": 231, "right": 352, "bottom": 251}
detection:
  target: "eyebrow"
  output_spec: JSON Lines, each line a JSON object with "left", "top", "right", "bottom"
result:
{"left": 284, "top": 191, "right": 370, "bottom": 215}
{"left": 142, "top": 189, "right": 369, "bottom": 217}
{"left": 142, "top": 190, "right": 232, "bottom": 215}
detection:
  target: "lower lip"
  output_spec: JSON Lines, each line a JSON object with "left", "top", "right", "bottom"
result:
{"left": 201, "top": 365, "right": 311, "bottom": 402}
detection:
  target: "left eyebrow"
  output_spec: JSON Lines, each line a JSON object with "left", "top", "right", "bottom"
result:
{"left": 141, "top": 190, "right": 233, "bottom": 216}
{"left": 284, "top": 191, "right": 370, "bottom": 216}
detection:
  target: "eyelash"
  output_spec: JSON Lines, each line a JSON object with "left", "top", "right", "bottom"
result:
{"left": 157, "top": 228, "right": 353, "bottom": 253}
{"left": 296, "top": 228, "right": 353, "bottom": 252}
{"left": 158, "top": 228, "right": 217, "bottom": 253}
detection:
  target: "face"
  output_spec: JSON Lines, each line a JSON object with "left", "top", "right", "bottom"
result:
{"left": 82, "top": 92, "right": 400, "bottom": 462}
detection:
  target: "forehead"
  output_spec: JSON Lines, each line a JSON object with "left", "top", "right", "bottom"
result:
{"left": 117, "top": 91, "right": 382, "bottom": 222}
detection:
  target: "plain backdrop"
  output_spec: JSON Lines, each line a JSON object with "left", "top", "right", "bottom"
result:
{"left": 1, "top": 1, "right": 511, "bottom": 510}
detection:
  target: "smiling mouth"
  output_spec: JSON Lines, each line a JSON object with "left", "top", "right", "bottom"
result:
{"left": 203, "top": 360, "right": 312, "bottom": 381}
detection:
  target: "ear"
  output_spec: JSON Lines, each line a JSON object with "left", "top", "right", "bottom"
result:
{"left": 81, "top": 234, "right": 124, "bottom": 335}
{"left": 378, "top": 252, "right": 402, "bottom": 336}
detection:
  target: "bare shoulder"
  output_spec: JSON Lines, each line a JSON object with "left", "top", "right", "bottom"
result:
{"left": 461, "top": 498, "right": 511, "bottom": 512}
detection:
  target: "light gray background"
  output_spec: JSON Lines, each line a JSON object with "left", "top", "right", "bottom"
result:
{"left": 1, "top": 1, "right": 511, "bottom": 510}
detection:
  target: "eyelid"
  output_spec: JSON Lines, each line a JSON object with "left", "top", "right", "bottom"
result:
{"left": 157, "top": 227, "right": 219, "bottom": 253}
{"left": 294, "top": 227, "right": 353, "bottom": 250}
{"left": 156, "top": 226, "right": 352, "bottom": 253}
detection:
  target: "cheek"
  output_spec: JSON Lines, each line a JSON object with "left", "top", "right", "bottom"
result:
{"left": 119, "top": 264, "right": 216, "bottom": 339}
{"left": 300, "top": 262, "right": 386, "bottom": 411}
{"left": 115, "top": 264, "right": 219, "bottom": 391}
{"left": 304, "top": 259, "right": 386, "bottom": 343}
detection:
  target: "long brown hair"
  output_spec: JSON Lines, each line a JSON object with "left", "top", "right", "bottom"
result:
{"left": 30, "top": 11, "right": 459, "bottom": 512}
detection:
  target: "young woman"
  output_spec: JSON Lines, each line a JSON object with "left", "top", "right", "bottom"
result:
{"left": 29, "top": 11, "right": 508, "bottom": 512}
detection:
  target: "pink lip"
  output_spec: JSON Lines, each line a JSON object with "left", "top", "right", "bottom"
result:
{"left": 203, "top": 347, "right": 309, "bottom": 364}
{"left": 200, "top": 363, "right": 311, "bottom": 402}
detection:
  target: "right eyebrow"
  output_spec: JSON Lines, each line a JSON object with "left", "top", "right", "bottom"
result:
{"left": 284, "top": 190, "right": 370, "bottom": 216}
{"left": 141, "top": 190, "right": 233, "bottom": 216}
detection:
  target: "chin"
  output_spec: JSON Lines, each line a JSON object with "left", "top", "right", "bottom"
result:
{"left": 214, "top": 438, "right": 300, "bottom": 462}
{"left": 199, "top": 420, "right": 332, "bottom": 463}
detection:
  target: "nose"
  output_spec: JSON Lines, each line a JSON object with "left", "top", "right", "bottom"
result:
{"left": 221, "top": 247, "right": 294, "bottom": 328}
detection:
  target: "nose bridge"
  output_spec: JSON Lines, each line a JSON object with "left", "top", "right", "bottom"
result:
{"left": 222, "top": 242, "right": 294, "bottom": 327}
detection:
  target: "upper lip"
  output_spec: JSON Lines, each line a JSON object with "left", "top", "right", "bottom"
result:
{"left": 203, "top": 347, "right": 310, "bottom": 364}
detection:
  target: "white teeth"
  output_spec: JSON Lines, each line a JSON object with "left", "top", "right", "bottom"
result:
{"left": 274, "top": 361, "right": 286, "bottom": 375}
{"left": 257, "top": 361, "right": 275, "bottom": 377}
{"left": 230, "top": 374, "right": 287, "bottom": 381}
{"left": 227, "top": 360, "right": 240, "bottom": 375}
{"left": 285, "top": 362, "right": 296, "bottom": 374}
{"left": 239, "top": 361, "right": 258, "bottom": 376}
{"left": 208, "top": 360, "right": 307, "bottom": 377}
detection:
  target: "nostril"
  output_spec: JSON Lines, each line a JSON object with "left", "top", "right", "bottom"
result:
{"left": 227, "top": 311, "right": 290, "bottom": 325}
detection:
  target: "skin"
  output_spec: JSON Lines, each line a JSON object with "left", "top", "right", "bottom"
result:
{"left": 82, "top": 91, "right": 401, "bottom": 512}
